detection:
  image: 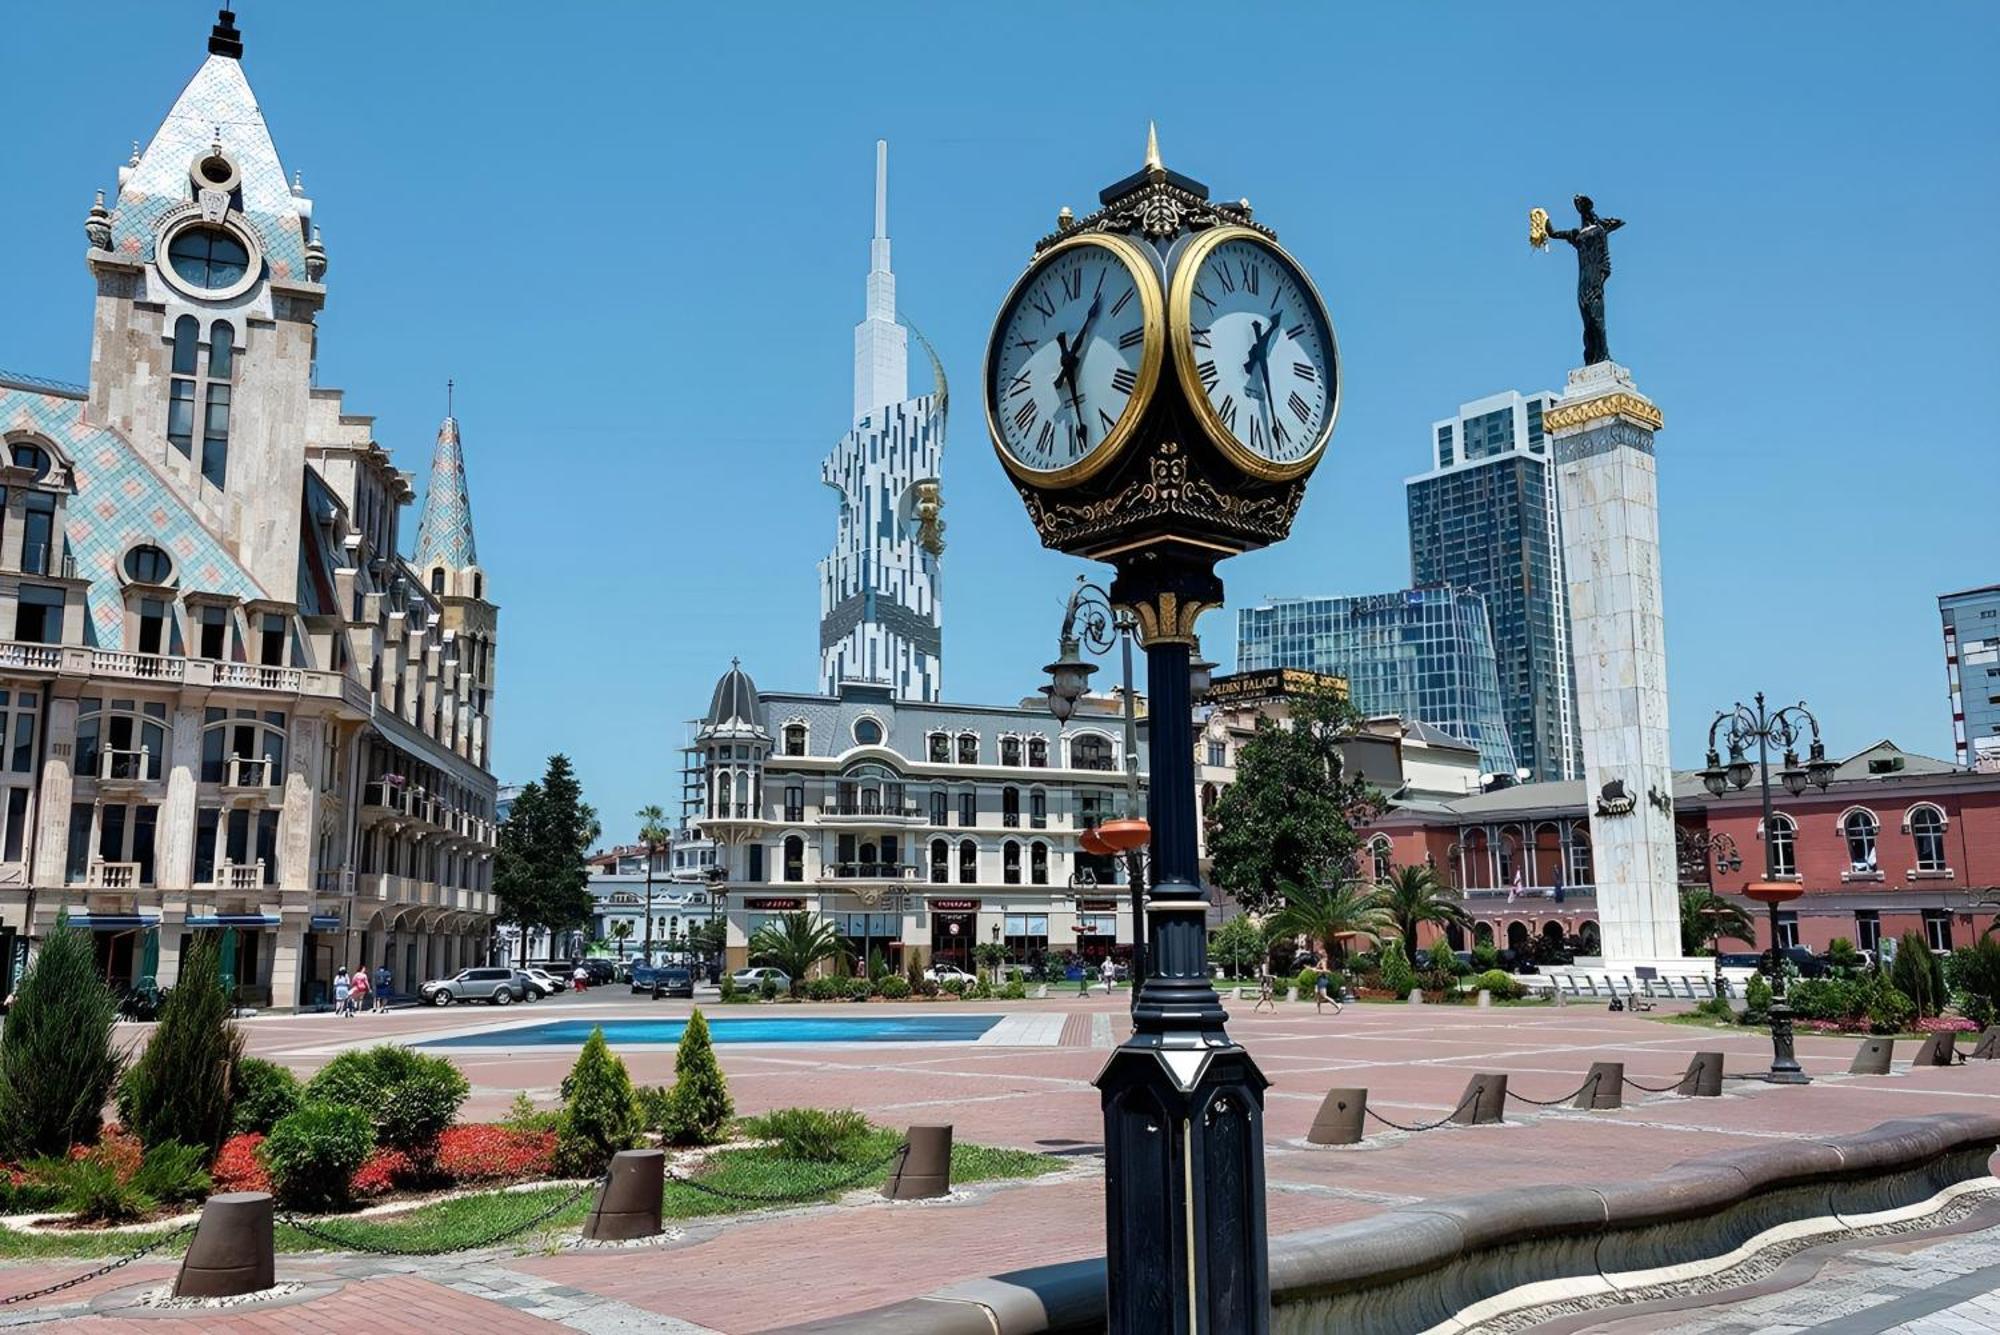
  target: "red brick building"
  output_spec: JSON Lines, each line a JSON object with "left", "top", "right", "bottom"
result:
{"left": 1363, "top": 740, "right": 2000, "bottom": 958}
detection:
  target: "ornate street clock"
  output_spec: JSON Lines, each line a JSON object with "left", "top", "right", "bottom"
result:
{"left": 985, "top": 128, "right": 1341, "bottom": 1334}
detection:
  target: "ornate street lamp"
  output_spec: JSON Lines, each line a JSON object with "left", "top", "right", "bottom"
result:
{"left": 1702, "top": 693, "right": 1836, "bottom": 1085}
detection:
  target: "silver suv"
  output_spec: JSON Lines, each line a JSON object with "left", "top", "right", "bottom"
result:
{"left": 421, "top": 967, "right": 529, "bottom": 1007}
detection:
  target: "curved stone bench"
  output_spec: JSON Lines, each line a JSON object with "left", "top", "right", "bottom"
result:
{"left": 768, "top": 1112, "right": 2000, "bottom": 1334}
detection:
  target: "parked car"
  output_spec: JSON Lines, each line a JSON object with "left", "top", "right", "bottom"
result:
{"left": 421, "top": 967, "right": 529, "bottom": 1007}
{"left": 520, "top": 968, "right": 562, "bottom": 999}
{"left": 651, "top": 966, "right": 695, "bottom": 999}
{"left": 730, "top": 966, "right": 790, "bottom": 993}
{"left": 924, "top": 963, "right": 978, "bottom": 985}
{"left": 576, "top": 958, "right": 616, "bottom": 985}
{"left": 630, "top": 964, "right": 659, "bottom": 993}
{"left": 1717, "top": 948, "right": 1826, "bottom": 978}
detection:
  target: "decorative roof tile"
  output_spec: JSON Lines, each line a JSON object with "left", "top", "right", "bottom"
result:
{"left": 412, "top": 414, "right": 478, "bottom": 570}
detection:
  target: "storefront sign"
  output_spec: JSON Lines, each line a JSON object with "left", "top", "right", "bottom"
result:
{"left": 1203, "top": 668, "right": 1348, "bottom": 707}
{"left": 930, "top": 898, "right": 980, "bottom": 911}
{"left": 1080, "top": 899, "right": 1120, "bottom": 912}
{"left": 746, "top": 898, "right": 804, "bottom": 910}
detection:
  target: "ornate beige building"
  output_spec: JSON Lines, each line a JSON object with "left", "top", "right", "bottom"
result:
{"left": 0, "top": 9, "right": 499, "bottom": 1007}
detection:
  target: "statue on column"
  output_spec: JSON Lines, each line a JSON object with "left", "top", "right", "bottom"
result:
{"left": 1531, "top": 195, "right": 1624, "bottom": 367}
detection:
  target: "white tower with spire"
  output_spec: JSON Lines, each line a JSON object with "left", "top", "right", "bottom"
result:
{"left": 819, "top": 141, "right": 946, "bottom": 702}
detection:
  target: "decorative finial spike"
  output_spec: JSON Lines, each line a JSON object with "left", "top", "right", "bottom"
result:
{"left": 128, "top": 140, "right": 141, "bottom": 167}
{"left": 208, "top": 7, "right": 244, "bottom": 59}
{"left": 1056, "top": 205, "right": 1074, "bottom": 232}
{"left": 446, "top": 378, "right": 455, "bottom": 418}
{"left": 1144, "top": 121, "right": 1161, "bottom": 172}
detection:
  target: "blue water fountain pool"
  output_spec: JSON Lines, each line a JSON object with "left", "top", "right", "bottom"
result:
{"left": 419, "top": 1014, "right": 1002, "bottom": 1049}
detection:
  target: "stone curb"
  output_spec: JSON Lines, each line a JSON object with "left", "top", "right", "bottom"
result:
{"left": 762, "top": 1112, "right": 2000, "bottom": 1334}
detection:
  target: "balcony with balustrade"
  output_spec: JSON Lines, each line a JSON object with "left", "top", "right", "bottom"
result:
{"left": 206, "top": 861, "right": 265, "bottom": 893}
{"left": 220, "top": 755, "right": 277, "bottom": 801}
{"left": 88, "top": 861, "right": 142, "bottom": 890}
{"left": 94, "top": 746, "right": 153, "bottom": 794}
{"left": 816, "top": 861, "right": 923, "bottom": 883}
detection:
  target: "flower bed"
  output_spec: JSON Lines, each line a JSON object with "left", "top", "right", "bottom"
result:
{"left": 435, "top": 1125, "right": 557, "bottom": 1184}
{"left": 213, "top": 1133, "right": 272, "bottom": 1194}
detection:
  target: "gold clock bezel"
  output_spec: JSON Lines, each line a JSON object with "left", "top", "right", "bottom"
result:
{"left": 985, "top": 231, "right": 1166, "bottom": 489}
{"left": 1168, "top": 225, "right": 1341, "bottom": 483}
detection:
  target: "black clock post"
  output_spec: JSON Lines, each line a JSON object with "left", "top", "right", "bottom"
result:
{"left": 986, "top": 134, "right": 1340, "bottom": 1335}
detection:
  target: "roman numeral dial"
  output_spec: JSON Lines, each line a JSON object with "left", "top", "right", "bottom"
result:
{"left": 986, "top": 233, "right": 1164, "bottom": 487}
{"left": 1168, "top": 227, "right": 1340, "bottom": 482}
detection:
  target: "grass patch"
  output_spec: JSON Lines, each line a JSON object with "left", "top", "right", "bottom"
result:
{"left": 0, "top": 1133, "right": 1063, "bottom": 1260}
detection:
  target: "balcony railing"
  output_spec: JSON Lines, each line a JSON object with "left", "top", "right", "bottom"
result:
{"left": 89, "top": 860, "right": 141, "bottom": 890}
{"left": 97, "top": 747, "right": 151, "bottom": 782}
{"left": 365, "top": 780, "right": 411, "bottom": 813}
{"left": 820, "top": 862, "right": 922, "bottom": 880}
{"left": 708, "top": 803, "right": 755, "bottom": 819}
{"left": 783, "top": 806, "right": 805, "bottom": 823}
{"left": 315, "top": 868, "right": 355, "bottom": 895}
{"left": 19, "top": 544, "right": 78, "bottom": 579}
{"left": 825, "top": 801, "right": 923, "bottom": 819}
{"left": 1462, "top": 885, "right": 1598, "bottom": 904}
{"left": 223, "top": 756, "right": 274, "bottom": 790}
{"left": 1002, "top": 812, "right": 1020, "bottom": 828}
{"left": 210, "top": 861, "right": 265, "bottom": 892}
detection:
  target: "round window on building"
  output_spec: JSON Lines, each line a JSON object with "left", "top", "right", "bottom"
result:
{"left": 123, "top": 544, "right": 173, "bottom": 584}
{"left": 8, "top": 442, "right": 52, "bottom": 479}
{"left": 166, "top": 226, "right": 250, "bottom": 290}
{"left": 853, "top": 718, "right": 883, "bottom": 746}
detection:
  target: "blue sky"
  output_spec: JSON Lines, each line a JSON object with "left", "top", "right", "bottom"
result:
{"left": 3, "top": 3, "right": 1995, "bottom": 837}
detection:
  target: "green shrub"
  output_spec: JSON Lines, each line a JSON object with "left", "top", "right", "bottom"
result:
{"left": 1294, "top": 967, "right": 1319, "bottom": 1000}
{"left": 38, "top": 1153, "right": 154, "bottom": 1223}
{"left": 1378, "top": 940, "right": 1417, "bottom": 999}
{"left": 502, "top": 1091, "right": 561, "bottom": 1134}
{"left": 0, "top": 925, "right": 122, "bottom": 1158}
{"left": 845, "top": 977, "right": 873, "bottom": 1001}
{"left": 661, "top": 1009, "right": 734, "bottom": 1147}
{"left": 119, "top": 935, "right": 244, "bottom": 1161}
{"left": 1000, "top": 980, "right": 1028, "bottom": 1000}
{"left": 262, "top": 1102, "right": 373, "bottom": 1210}
{"left": 1787, "top": 977, "right": 1856, "bottom": 1021}
{"left": 131, "top": 1141, "right": 213, "bottom": 1204}
{"left": 1743, "top": 973, "right": 1773, "bottom": 1024}
{"left": 1945, "top": 939, "right": 2000, "bottom": 1026}
{"left": 805, "top": 977, "right": 840, "bottom": 1002}
{"left": 1473, "top": 969, "right": 1521, "bottom": 1001}
{"left": 1693, "top": 996, "right": 1735, "bottom": 1023}
{"left": 867, "top": 949, "right": 889, "bottom": 983}
{"left": 878, "top": 976, "right": 912, "bottom": 1000}
{"left": 739, "top": 1107, "right": 871, "bottom": 1162}
{"left": 230, "top": 1058, "right": 302, "bottom": 1135}
{"left": 967, "top": 978, "right": 993, "bottom": 1000}
{"left": 1471, "top": 942, "right": 1501, "bottom": 971}
{"left": 943, "top": 976, "right": 969, "bottom": 996}
{"left": 305, "top": 1045, "right": 469, "bottom": 1152}
{"left": 759, "top": 974, "right": 779, "bottom": 1002}
{"left": 0, "top": 1170, "right": 63, "bottom": 1214}
{"left": 719, "top": 975, "right": 738, "bottom": 1002}
{"left": 1426, "top": 940, "right": 1463, "bottom": 976}
{"left": 555, "top": 1027, "right": 644, "bottom": 1174}
{"left": 1890, "top": 931, "right": 1946, "bottom": 1017}
{"left": 635, "top": 1084, "right": 673, "bottom": 1134}
{"left": 1826, "top": 937, "right": 1863, "bottom": 973}
{"left": 905, "top": 957, "right": 925, "bottom": 991}
{"left": 1864, "top": 974, "right": 1917, "bottom": 1033}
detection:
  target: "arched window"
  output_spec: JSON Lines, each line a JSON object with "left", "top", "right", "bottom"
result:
{"left": 1843, "top": 809, "right": 1879, "bottom": 872}
{"left": 929, "top": 839, "right": 949, "bottom": 884}
{"left": 712, "top": 768, "right": 733, "bottom": 817}
{"left": 1030, "top": 841, "right": 1049, "bottom": 886}
{"left": 1001, "top": 786, "right": 1020, "bottom": 827}
{"left": 76, "top": 697, "right": 169, "bottom": 781}
{"left": 1369, "top": 836, "right": 1393, "bottom": 883}
{"left": 957, "top": 733, "right": 979, "bottom": 765}
{"left": 783, "top": 836, "right": 804, "bottom": 883}
{"left": 1000, "top": 737, "right": 1021, "bottom": 767}
{"left": 1762, "top": 814, "right": 1797, "bottom": 877}
{"left": 200, "top": 321, "right": 234, "bottom": 488}
{"left": 1567, "top": 829, "right": 1593, "bottom": 886}
{"left": 1028, "top": 736, "right": 1049, "bottom": 768}
{"left": 928, "top": 733, "right": 950, "bottom": 763}
{"left": 430, "top": 568, "right": 445, "bottom": 596}
{"left": 1908, "top": 806, "right": 1947, "bottom": 872}
{"left": 1460, "top": 828, "right": 1490, "bottom": 890}
{"left": 783, "top": 723, "right": 807, "bottom": 757}
{"left": 1003, "top": 840, "right": 1021, "bottom": 885}
{"left": 1072, "top": 733, "right": 1114, "bottom": 772}
{"left": 168, "top": 315, "right": 199, "bottom": 456}
{"left": 8, "top": 441, "right": 51, "bottom": 479}
{"left": 199, "top": 706, "right": 283, "bottom": 787}
{"left": 958, "top": 839, "right": 977, "bottom": 885}
{"left": 1029, "top": 788, "right": 1047, "bottom": 829}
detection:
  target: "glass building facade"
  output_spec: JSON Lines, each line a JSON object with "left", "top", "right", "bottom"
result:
{"left": 1406, "top": 390, "right": 1581, "bottom": 782}
{"left": 1236, "top": 588, "right": 1519, "bottom": 776}
{"left": 1941, "top": 583, "right": 2000, "bottom": 771}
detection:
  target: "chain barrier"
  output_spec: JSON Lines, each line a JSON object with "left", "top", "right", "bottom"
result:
{"left": 1362, "top": 1087, "right": 1483, "bottom": 1135}
{"left": 1622, "top": 1073, "right": 1688, "bottom": 1095}
{"left": 1505, "top": 1076, "right": 1598, "bottom": 1108}
{"left": 662, "top": 1141, "right": 909, "bottom": 1204}
{"left": 278, "top": 1175, "right": 601, "bottom": 1257}
{"left": 0, "top": 1220, "right": 196, "bottom": 1307}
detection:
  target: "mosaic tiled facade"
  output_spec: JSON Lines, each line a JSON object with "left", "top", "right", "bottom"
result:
{"left": 0, "top": 10, "right": 502, "bottom": 1008}
{"left": 818, "top": 142, "right": 945, "bottom": 703}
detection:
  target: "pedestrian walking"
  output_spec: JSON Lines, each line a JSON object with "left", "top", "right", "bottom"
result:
{"left": 333, "top": 967, "right": 351, "bottom": 1017}
{"left": 1253, "top": 969, "right": 1276, "bottom": 1014}
{"left": 1314, "top": 966, "right": 1342, "bottom": 1015}
{"left": 373, "top": 964, "right": 391, "bottom": 1012}
{"left": 572, "top": 962, "right": 589, "bottom": 993}
{"left": 1100, "top": 957, "right": 1116, "bottom": 995}
{"left": 348, "top": 965, "right": 370, "bottom": 1016}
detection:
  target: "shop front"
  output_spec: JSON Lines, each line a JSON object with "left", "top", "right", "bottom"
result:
{"left": 929, "top": 897, "right": 978, "bottom": 972}
{"left": 1075, "top": 899, "right": 1122, "bottom": 965}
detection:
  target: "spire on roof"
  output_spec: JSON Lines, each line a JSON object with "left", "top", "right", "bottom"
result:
{"left": 209, "top": 7, "right": 243, "bottom": 59}
{"left": 413, "top": 386, "right": 480, "bottom": 573}
{"left": 1144, "top": 120, "right": 1161, "bottom": 172}
{"left": 852, "top": 138, "right": 909, "bottom": 423}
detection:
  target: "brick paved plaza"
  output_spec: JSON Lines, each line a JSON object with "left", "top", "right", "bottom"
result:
{"left": 4, "top": 992, "right": 1997, "bottom": 1332}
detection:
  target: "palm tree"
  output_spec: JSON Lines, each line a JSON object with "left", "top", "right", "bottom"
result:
{"left": 1266, "top": 881, "right": 1393, "bottom": 966}
{"left": 609, "top": 919, "right": 634, "bottom": 960}
{"left": 1372, "top": 865, "right": 1470, "bottom": 956}
{"left": 636, "top": 803, "right": 672, "bottom": 965}
{"left": 748, "top": 911, "right": 845, "bottom": 996}
{"left": 1679, "top": 886, "right": 1754, "bottom": 956}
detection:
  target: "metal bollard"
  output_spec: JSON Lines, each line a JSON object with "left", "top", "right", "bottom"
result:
{"left": 1849, "top": 1037, "right": 1895, "bottom": 1075}
{"left": 882, "top": 1124, "right": 952, "bottom": 1200}
{"left": 1307, "top": 1089, "right": 1367, "bottom": 1145}
{"left": 173, "top": 1191, "right": 275, "bottom": 1298}
{"left": 1475, "top": 989, "right": 1492, "bottom": 1008}
{"left": 1574, "top": 1061, "right": 1624, "bottom": 1110}
{"left": 1678, "top": 1051, "right": 1724, "bottom": 1097}
{"left": 1970, "top": 1027, "right": 2000, "bottom": 1061}
{"left": 1911, "top": 1031, "right": 1958, "bottom": 1067}
{"left": 1451, "top": 1073, "right": 1507, "bottom": 1126}
{"left": 583, "top": 1149, "right": 665, "bottom": 1241}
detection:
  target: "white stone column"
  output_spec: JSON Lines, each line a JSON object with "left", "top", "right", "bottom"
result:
{"left": 1548, "top": 363, "right": 1688, "bottom": 969}
{"left": 278, "top": 718, "right": 319, "bottom": 891}
{"left": 157, "top": 706, "right": 203, "bottom": 890}
{"left": 31, "top": 699, "right": 79, "bottom": 888}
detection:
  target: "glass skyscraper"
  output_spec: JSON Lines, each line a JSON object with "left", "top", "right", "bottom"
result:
{"left": 1941, "top": 583, "right": 2000, "bottom": 771}
{"left": 1406, "top": 390, "right": 1581, "bottom": 782}
{"left": 1236, "top": 588, "right": 1519, "bottom": 776}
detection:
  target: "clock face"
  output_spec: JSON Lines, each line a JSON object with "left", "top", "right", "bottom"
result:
{"left": 986, "top": 233, "right": 1163, "bottom": 486}
{"left": 1171, "top": 228, "right": 1339, "bottom": 480}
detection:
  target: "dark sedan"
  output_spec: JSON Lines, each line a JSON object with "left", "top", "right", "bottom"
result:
{"left": 651, "top": 966, "right": 694, "bottom": 999}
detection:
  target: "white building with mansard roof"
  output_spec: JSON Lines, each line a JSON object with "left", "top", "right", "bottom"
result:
{"left": 0, "top": 8, "right": 500, "bottom": 1008}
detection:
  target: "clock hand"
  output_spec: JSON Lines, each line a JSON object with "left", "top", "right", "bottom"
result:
{"left": 1054, "top": 331, "right": 1087, "bottom": 421}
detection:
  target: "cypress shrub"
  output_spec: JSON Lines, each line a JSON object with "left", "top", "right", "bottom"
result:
{"left": 1889, "top": 931, "right": 1946, "bottom": 1017}
{"left": 119, "top": 933, "right": 244, "bottom": 1159}
{"left": 1378, "top": 940, "right": 1417, "bottom": 999}
{"left": 662, "top": 1009, "right": 734, "bottom": 1146}
{"left": 0, "top": 925, "right": 122, "bottom": 1158}
{"left": 554, "top": 1027, "right": 643, "bottom": 1175}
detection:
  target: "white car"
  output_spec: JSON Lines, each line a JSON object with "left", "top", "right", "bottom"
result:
{"left": 731, "top": 966, "right": 790, "bottom": 992}
{"left": 924, "top": 963, "right": 978, "bottom": 985}
{"left": 521, "top": 968, "right": 562, "bottom": 999}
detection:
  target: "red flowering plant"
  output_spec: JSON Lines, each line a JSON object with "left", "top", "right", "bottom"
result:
{"left": 350, "top": 1147, "right": 417, "bottom": 1199}
{"left": 212, "top": 1133, "right": 272, "bottom": 1194}
{"left": 67, "top": 1126, "right": 145, "bottom": 1181}
{"left": 1914, "top": 1016, "right": 1979, "bottom": 1034}
{"left": 434, "top": 1125, "right": 558, "bottom": 1185}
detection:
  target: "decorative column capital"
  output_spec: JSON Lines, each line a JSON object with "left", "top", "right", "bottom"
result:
{"left": 1109, "top": 550, "right": 1224, "bottom": 648}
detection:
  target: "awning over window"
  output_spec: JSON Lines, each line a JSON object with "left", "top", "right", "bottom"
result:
{"left": 60, "top": 915, "right": 159, "bottom": 931}
{"left": 186, "top": 914, "right": 281, "bottom": 928}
